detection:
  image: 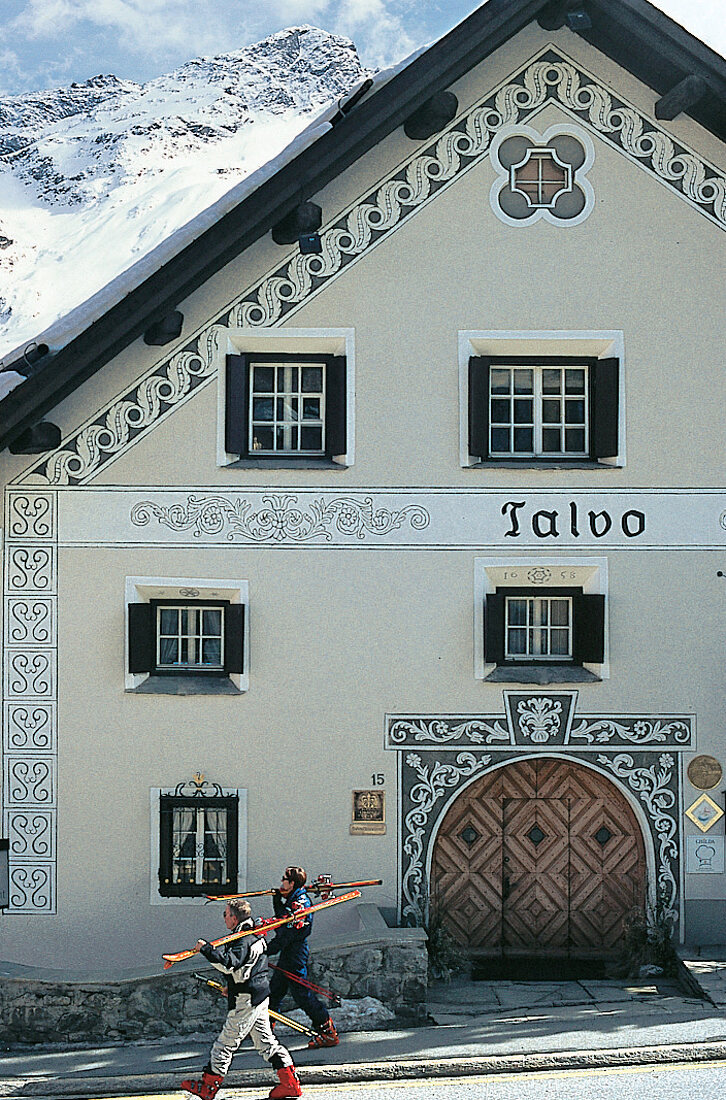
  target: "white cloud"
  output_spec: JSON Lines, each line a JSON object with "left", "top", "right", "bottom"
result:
{"left": 333, "top": 0, "right": 417, "bottom": 67}
{"left": 12, "top": 0, "right": 231, "bottom": 58}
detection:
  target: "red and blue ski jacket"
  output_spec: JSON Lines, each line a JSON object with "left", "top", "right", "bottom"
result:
{"left": 266, "top": 886, "right": 314, "bottom": 972}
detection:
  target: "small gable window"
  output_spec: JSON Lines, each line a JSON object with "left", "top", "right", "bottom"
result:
{"left": 226, "top": 353, "right": 347, "bottom": 462}
{"left": 469, "top": 356, "right": 619, "bottom": 463}
{"left": 510, "top": 148, "right": 572, "bottom": 209}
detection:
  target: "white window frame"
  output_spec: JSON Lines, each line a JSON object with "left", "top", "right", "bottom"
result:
{"left": 248, "top": 357, "right": 327, "bottom": 456}
{"left": 474, "top": 556, "right": 609, "bottom": 680}
{"left": 489, "top": 362, "right": 589, "bottom": 458}
{"left": 218, "top": 328, "right": 355, "bottom": 467}
{"left": 504, "top": 594, "right": 573, "bottom": 660}
{"left": 149, "top": 786, "right": 248, "bottom": 906}
{"left": 156, "top": 603, "right": 225, "bottom": 671}
{"left": 459, "top": 331, "right": 625, "bottom": 468}
{"left": 125, "top": 577, "right": 249, "bottom": 692}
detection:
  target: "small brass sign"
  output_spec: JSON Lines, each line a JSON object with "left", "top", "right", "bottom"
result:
{"left": 687, "top": 755, "right": 723, "bottom": 791}
{"left": 351, "top": 790, "right": 386, "bottom": 835}
{"left": 685, "top": 793, "right": 724, "bottom": 833}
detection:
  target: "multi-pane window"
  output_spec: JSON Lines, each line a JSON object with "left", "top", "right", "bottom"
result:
{"left": 250, "top": 361, "right": 325, "bottom": 455}
{"left": 510, "top": 149, "right": 572, "bottom": 209}
{"left": 490, "top": 364, "right": 587, "bottom": 457}
{"left": 505, "top": 596, "right": 572, "bottom": 660}
{"left": 157, "top": 605, "right": 224, "bottom": 670}
{"left": 159, "top": 794, "right": 238, "bottom": 897}
{"left": 226, "top": 352, "right": 347, "bottom": 462}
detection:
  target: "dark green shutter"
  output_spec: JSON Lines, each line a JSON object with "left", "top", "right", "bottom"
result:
{"left": 468, "top": 356, "right": 490, "bottom": 460}
{"left": 224, "top": 796, "right": 239, "bottom": 889}
{"left": 128, "top": 603, "right": 154, "bottom": 673}
{"left": 159, "top": 795, "right": 174, "bottom": 895}
{"left": 484, "top": 593, "right": 506, "bottom": 663}
{"left": 572, "top": 594, "right": 605, "bottom": 663}
{"left": 325, "top": 356, "right": 347, "bottom": 458}
{"left": 590, "top": 358, "right": 619, "bottom": 458}
{"left": 224, "top": 604, "right": 245, "bottom": 674}
{"left": 225, "top": 354, "right": 250, "bottom": 456}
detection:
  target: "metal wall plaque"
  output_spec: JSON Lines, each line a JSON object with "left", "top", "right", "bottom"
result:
{"left": 687, "top": 755, "right": 723, "bottom": 790}
{"left": 686, "top": 835, "right": 725, "bottom": 873}
{"left": 685, "top": 793, "right": 724, "bottom": 832}
{"left": 351, "top": 790, "right": 386, "bottom": 835}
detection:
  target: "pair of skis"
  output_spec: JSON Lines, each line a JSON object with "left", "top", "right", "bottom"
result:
{"left": 162, "top": 889, "right": 361, "bottom": 968}
{"left": 192, "top": 974, "right": 318, "bottom": 1039}
{"left": 206, "top": 878, "right": 382, "bottom": 902}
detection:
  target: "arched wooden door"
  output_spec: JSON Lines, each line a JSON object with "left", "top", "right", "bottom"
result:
{"left": 430, "top": 758, "right": 646, "bottom": 956}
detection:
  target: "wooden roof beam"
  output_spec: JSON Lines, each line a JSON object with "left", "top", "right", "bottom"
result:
{"left": 655, "top": 74, "right": 710, "bottom": 120}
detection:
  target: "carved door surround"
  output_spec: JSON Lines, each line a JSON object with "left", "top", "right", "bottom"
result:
{"left": 387, "top": 691, "right": 690, "bottom": 940}
{"left": 430, "top": 757, "right": 647, "bottom": 955}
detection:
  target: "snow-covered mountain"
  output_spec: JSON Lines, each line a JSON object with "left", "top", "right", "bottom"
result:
{"left": 0, "top": 26, "right": 368, "bottom": 362}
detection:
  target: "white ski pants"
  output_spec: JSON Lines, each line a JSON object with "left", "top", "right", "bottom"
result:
{"left": 210, "top": 994, "right": 292, "bottom": 1076}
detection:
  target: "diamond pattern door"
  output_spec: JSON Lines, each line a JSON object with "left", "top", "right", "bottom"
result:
{"left": 430, "top": 758, "right": 646, "bottom": 955}
{"left": 501, "top": 797, "right": 570, "bottom": 951}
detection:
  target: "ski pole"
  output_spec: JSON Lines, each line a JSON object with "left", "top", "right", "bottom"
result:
{"left": 269, "top": 964, "right": 342, "bottom": 1007}
{"left": 191, "top": 974, "right": 317, "bottom": 1038}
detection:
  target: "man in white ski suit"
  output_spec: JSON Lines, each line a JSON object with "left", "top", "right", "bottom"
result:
{"left": 181, "top": 898, "right": 302, "bottom": 1100}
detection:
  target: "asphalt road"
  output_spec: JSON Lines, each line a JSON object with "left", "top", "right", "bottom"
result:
{"left": 78, "top": 1059, "right": 726, "bottom": 1100}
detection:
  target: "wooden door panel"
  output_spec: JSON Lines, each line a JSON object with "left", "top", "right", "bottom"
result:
{"left": 502, "top": 797, "right": 570, "bottom": 950}
{"left": 430, "top": 759, "right": 647, "bottom": 956}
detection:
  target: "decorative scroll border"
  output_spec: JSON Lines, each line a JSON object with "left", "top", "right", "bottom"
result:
{"left": 2, "top": 490, "right": 58, "bottom": 913}
{"left": 17, "top": 45, "right": 726, "bottom": 487}
{"left": 129, "top": 492, "right": 430, "bottom": 543}
{"left": 397, "top": 747, "right": 680, "bottom": 929}
{"left": 386, "top": 698, "right": 694, "bottom": 750}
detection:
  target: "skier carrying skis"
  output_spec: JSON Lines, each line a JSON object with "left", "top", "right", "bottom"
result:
{"left": 267, "top": 866, "right": 339, "bottom": 1049}
{"left": 181, "top": 898, "right": 302, "bottom": 1100}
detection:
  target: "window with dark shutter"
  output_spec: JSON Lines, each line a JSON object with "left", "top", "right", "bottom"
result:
{"left": 484, "top": 586, "right": 605, "bottom": 678}
{"left": 468, "top": 354, "right": 620, "bottom": 464}
{"left": 225, "top": 352, "right": 348, "bottom": 462}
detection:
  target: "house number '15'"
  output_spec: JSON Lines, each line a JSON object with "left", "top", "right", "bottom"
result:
{"left": 371, "top": 774, "right": 385, "bottom": 785}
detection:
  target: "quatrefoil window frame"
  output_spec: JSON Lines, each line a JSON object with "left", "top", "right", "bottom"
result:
{"left": 490, "top": 124, "right": 595, "bottom": 227}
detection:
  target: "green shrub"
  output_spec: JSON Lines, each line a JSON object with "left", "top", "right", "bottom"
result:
{"left": 618, "top": 886, "right": 678, "bottom": 977}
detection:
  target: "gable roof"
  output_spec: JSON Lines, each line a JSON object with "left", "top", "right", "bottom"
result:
{"left": 2, "top": 0, "right": 726, "bottom": 454}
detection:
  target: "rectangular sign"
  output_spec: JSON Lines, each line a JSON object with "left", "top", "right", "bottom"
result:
{"left": 686, "top": 835, "right": 725, "bottom": 874}
{"left": 49, "top": 488, "right": 726, "bottom": 550}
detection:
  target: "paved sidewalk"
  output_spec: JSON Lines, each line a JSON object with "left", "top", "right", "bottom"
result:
{"left": 2, "top": 970, "right": 726, "bottom": 1098}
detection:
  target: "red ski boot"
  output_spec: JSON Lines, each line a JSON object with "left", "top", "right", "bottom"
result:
{"left": 268, "top": 1065, "right": 302, "bottom": 1098}
{"left": 307, "top": 1017, "right": 339, "bottom": 1048}
{"left": 180, "top": 1067, "right": 225, "bottom": 1099}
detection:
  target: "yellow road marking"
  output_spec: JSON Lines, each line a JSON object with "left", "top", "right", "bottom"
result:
{"left": 84, "top": 1058, "right": 726, "bottom": 1099}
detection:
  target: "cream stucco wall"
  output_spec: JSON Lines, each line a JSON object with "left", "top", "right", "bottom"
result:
{"left": 2, "top": 20, "right": 726, "bottom": 971}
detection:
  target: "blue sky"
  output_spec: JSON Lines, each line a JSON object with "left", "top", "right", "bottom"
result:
{"left": 1, "top": 0, "right": 725, "bottom": 96}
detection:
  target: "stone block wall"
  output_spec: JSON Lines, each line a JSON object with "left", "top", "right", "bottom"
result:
{"left": 0, "top": 906, "right": 428, "bottom": 1045}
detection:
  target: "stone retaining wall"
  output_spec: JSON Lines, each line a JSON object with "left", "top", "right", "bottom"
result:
{"left": 1, "top": 906, "right": 428, "bottom": 1045}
